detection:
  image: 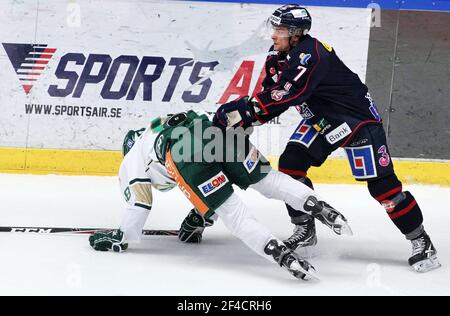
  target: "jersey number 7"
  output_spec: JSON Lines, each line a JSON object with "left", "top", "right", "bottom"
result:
{"left": 294, "top": 66, "right": 307, "bottom": 82}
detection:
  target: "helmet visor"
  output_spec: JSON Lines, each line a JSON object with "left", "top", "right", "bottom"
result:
{"left": 265, "top": 18, "right": 291, "bottom": 38}
{"left": 265, "top": 17, "right": 304, "bottom": 38}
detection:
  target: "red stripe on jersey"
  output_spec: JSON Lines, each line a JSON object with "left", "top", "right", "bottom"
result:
{"left": 340, "top": 120, "right": 383, "bottom": 147}
{"left": 279, "top": 168, "right": 307, "bottom": 177}
{"left": 253, "top": 95, "right": 268, "bottom": 114}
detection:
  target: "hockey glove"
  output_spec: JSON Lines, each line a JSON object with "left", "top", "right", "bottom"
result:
{"left": 178, "top": 209, "right": 214, "bottom": 243}
{"left": 213, "top": 96, "right": 257, "bottom": 130}
{"left": 89, "top": 229, "right": 128, "bottom": 252}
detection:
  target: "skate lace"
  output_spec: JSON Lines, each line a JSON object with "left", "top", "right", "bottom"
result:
{"left": 412, "top": 237, "right": 426, "bottom": 256}
{"left": 287, "top": 224, "right": 308, "bottom": 242}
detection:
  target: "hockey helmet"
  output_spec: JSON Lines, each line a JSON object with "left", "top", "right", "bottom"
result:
{"left": 165, "top": 112, "right": 188, "bottom": 128}
{"left": 268, "top": 4, "right": 312, "bottom": 37}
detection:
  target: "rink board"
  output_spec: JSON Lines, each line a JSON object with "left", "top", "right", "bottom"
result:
{"left": 1, "top": 0, "right": 448, "bottom": 181}
{"left": 0, "top": 1, "right": 371, "bottom": 169}
{"left": 1, "top": 147, "right": 448, "bottom": 186}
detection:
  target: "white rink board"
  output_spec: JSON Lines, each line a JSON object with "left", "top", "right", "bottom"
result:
{"left": 0, "top": 0, "right": 371, "bottom": 156}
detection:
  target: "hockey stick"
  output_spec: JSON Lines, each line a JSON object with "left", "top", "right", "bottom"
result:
{"left": 0, "top": 226, "right": 179, "bottom": 236}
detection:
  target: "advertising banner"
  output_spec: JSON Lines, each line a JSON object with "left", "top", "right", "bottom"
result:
{"left": 0, "top": 0, "right": 371, "bottom": 157}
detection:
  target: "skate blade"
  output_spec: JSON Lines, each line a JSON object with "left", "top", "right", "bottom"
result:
{"left": 333, "top": 217, "right": 353, "bottom": 236}
{"left": 412, "top": 255, "right": 442, "bottom": 273}
{"left": 302, "top": 265, "right": 320, "bottom": 281}
{"left": 290, "top": 261, "right": 320, "bottom": 281}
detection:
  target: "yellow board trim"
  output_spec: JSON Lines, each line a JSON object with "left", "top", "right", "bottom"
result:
{"left": 267, "top": 156, "right": 450, "bottom": 186}
{"left": 0, "top": 148, "right": 448, "bottom": 186}
{"left": 0, "top": 148, "right": 122, "bottom": 176}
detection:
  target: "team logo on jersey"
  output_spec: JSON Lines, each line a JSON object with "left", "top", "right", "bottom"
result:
{"left": 312, "top": 118, "right": 330, "bottom": 133}
{"left": 2, "top": 43, "right": 57, "bottom": 95}
{"left": 243, "top": 146, "right": 260, "bottom": 173}
{"left": 198, "top": 172, "right": 229, "bottom": 197}
{"left": 155, "top": 133, "right": 165, "bottom": 163}
{"left": 365, "top": 92, "right": 382, "bottom": 121}
{"left": 299, "top": 53, "right": 311, "bottom": 66}
{"left": 344, "top": 145, "right": 377, "bottom": 179}
{"left": 325, "top": 122, "right": 351, "bottom": 144}
{"left": 271, "top": 89, "right": 289, "bottom": 101}
{"left": 296, "top": 103, "right": 314, "bottom": 119}
{"left": 289, "top": 120, "right": 319, "bottom": 148}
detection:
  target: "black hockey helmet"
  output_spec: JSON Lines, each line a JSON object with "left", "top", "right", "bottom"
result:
{"left": 269, "top": 4, "right": 312, "bottom": 36}
{"left": 165, "top": 112, "right": 187, "bottom": 128}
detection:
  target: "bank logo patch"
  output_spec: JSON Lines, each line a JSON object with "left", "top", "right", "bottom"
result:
{"left": 198, "top": 172, "right": 229, "bottom": 197}
{"left": 325, "top": 122, "right": 351, "bottom": 144}
{"left": 2, "top": 43, "right": 57, "bottom": 95}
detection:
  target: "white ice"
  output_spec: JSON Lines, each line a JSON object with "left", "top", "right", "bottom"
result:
{"left": 0, "top": 173, "right": 449, "bottom": 296}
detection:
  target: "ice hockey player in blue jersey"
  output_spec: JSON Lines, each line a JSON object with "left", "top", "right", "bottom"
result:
{"left": 213, "top": 4, "right": 440, "bottom": 273}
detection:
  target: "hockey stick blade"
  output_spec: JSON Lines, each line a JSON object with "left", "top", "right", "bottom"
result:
{"left": 0, "top": 226, "right": 179, "bottom": 236}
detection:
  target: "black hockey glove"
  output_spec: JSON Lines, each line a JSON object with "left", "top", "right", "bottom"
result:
{"left": 213, "top": 96, "right": 257, "bottom": 130}
{"left": 178, "top": 209, "right": 214, "bottom": 243}
{"left": 89, "top": 229, "right": 128, "bottom": 252}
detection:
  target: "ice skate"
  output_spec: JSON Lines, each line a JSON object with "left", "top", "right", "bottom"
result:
{"left": 264, "top": 239, "right": 319, "bottom": 281}
{"left": 283, "top": 217, "right": 317, "bottom": 251}
{"left": 303, "top": 196, "right": 353, "bottom": 236}
{"left": 409, "top": 231, "right": 441, "bottom": 273}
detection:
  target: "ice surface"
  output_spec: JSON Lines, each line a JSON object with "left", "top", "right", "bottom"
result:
{"left": 0, "top": 174, "right": 448, "bottom": 295}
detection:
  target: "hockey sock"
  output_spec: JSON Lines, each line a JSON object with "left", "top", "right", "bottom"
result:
{"left": 368, "top": 174, "right": 423, "bottom": 235}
